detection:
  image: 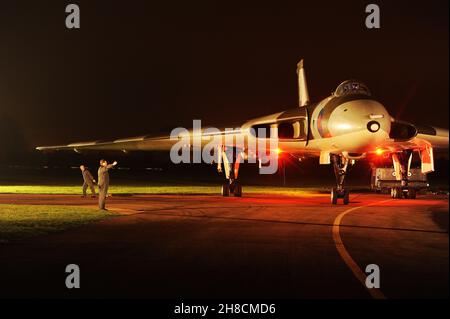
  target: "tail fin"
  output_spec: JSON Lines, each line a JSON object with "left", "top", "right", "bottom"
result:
{"left": 297, "top": 59, "right": 310, "bottom": 107}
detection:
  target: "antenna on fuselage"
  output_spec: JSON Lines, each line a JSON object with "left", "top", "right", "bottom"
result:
{"left": 297, "top": 59, "right": 310, "bottom": 107}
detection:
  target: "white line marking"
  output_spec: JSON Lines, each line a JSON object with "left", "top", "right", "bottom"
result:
{"left": 332, "top": 199, "right": 392, "bottom": 299}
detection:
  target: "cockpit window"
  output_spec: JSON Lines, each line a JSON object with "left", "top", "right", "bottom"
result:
{"left": 334, "top": 80, "right": 371, "bottom": 97}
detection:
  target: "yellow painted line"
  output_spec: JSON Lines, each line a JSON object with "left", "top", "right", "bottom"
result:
{"left": 332, "top": 199, "right": 393, "bottom": 299}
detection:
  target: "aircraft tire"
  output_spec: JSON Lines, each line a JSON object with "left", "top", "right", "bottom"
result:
{"left": 331, "top": 188, "right": 338, "bottom": 205}
{"left": 221, "top": 184, "right": 230, "bottom": 197}
{"left": 233, "top": 184, "right": 242, "bottom": 197}
{"left": 343, "top": 189, "right": 350, "bottom": 205}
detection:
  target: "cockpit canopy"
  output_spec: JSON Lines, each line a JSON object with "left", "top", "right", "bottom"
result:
{"left": 334, "top": 80, "right": 371, "bottom": 97}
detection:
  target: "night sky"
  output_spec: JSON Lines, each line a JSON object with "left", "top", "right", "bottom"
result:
{"left": 0, "top": 0, "right": 448, "bottom": 148}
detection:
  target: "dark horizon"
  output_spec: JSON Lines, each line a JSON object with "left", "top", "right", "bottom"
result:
{"left": 0, "top": 0, "right": 448, "bottom": 148}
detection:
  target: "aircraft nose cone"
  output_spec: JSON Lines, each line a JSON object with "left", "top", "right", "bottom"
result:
{"left": 326, "top": 99, "right": 391, "bottom": 152}
{"left": 328, "top": 99, "right": 390, "bottom": 137}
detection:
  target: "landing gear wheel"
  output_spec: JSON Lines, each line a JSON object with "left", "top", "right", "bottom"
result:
{"left": 233, "top": 183, "right": 242, "bottom": 197}
{"left": 343, "top": 189, "right": 350, "bottom": 205}
{"left": 221, "top": 184, "right": 230, "bottom": 197}
{"left": 331, "top": 188, "right": 338, "bottom": 205}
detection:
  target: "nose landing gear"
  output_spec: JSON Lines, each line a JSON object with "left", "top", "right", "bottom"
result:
{"left": 218, "top": 146, "right": 243, "bottom": 197}
{"left": 330, "top": 154, "right": 351, "bottom": 205}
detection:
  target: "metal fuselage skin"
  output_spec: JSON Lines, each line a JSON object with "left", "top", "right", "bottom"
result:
{"left": 307, "top": 94, "right": 391, "bottom": 154}
{"left": 241, "top": 92, "right": 391, "bottom": 157}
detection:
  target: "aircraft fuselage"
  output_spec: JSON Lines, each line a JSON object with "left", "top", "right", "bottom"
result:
{"left": 242, "top": 80, "right": 391, "bottom": 158}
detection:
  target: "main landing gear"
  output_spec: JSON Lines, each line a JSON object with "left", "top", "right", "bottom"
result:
{"left": 390, "top": 150, "right": 416, "bottom": 199}
{"left": 330, "top": 154, "right": 351, "bottom": 205}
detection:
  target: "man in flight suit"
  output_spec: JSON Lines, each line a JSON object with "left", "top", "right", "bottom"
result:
{"left": 80, "top": 165, "right": 96, "bottom": 197}
{"left": 98, "top": 159, "right": 117, "bottom": 210}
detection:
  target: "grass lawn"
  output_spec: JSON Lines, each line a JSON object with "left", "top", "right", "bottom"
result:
{"left": 0, "top": 185, "right": 336, "bottom": 196}
{"left": 0, "top": 204, "right": 114, "bottom": 242}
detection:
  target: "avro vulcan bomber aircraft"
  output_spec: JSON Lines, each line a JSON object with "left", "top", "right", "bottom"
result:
{"left": 37, "top": 60, "right": 449, "bottom": 204}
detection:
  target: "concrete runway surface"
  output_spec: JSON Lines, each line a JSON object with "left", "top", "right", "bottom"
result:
{"left": 0, "top": 192, "right": 448, "bottom": 298}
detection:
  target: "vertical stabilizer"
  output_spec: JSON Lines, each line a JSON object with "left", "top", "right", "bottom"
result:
{"left": 297, "top": 59, "right": 310, "bottom": 107}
